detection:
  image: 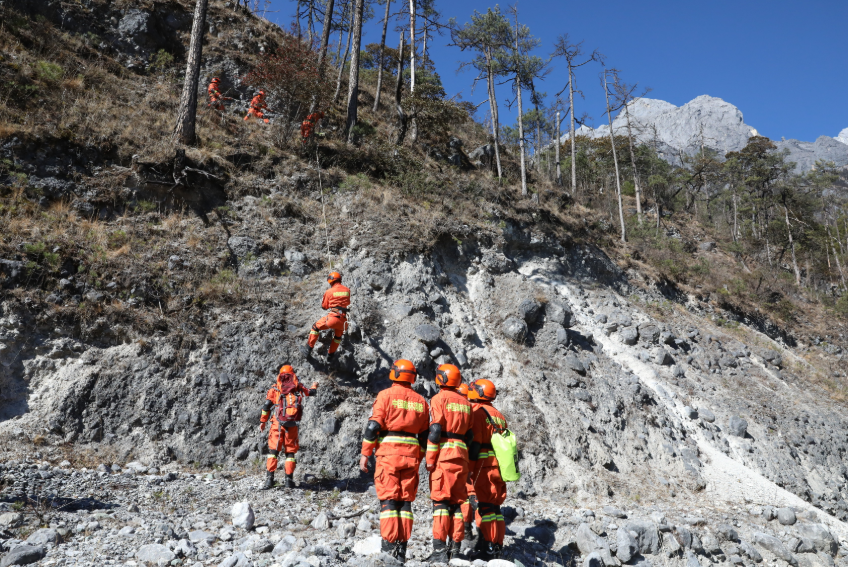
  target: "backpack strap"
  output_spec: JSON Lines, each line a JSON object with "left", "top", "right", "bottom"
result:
{"left": 480, "top": 407, "right": 504, "bottom": 435}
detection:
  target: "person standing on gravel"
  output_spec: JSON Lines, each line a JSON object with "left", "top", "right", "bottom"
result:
{"left": 302, "top": 271, "right": 350, "bottom": 360}
{"left": 468, "top": 379, "right": 508, "bottom": 560}
{"left": 425, "top": 364, "right": 475, "bottom": 563}
{"left": 457, "top": 383, "right": 479, "bottom": 542}
{"left": 359, "top": 359, "right": 430, "bottom": 563}
{"left": 259, "top": 364, "right": 318, "bottom": 490}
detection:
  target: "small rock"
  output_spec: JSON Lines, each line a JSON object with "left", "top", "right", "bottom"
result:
{"left": 716, "top": 524, "right": 739, "bottom": 542}
{"left": 582, "top": 552, "right": 604, "bottom": 567}
{"left": 698, "top": 408, "right": 715, "bottom": 423}
{"left": 699, "top": 242, "right": 716, "bottom": 251}
{"left": 751, "top": 531, "right": 798, "bottom": 565}
{"left": 653, "top": 348, "right": 672, "bottom": 365}
{"left": 776, "top": 507, "right": 797, "bottom": 525}
{"left": 414, "top": 323, "right": 441, "bottom": 346}
{"left": 337, "top": 522, "right": 356, "bottom": 538}
{"left": 25, "top": 528, "right": 60, "bottom": 546}
{"left": 272, "top": 536, "right": 296, "bottom": 556}
{"left": 566, "top": 354, "right": 586, "bottom": 375}
{"left": 547, "top": 303, "right": 572, "bottom": 327}
{"left": 136, "top": 543, "right": 176, "bottom": 565}
{"left": 218, "top": 552, "right": 250, "bottom": 567}
{"left": 502, "top": 317, "right": 528, "bottom": 343}
{"left": 620, "top": 327, "right": 638, "bottom": 345}
{"left": 231, "top": 502, "right": 255, "bottom": 530}
{"left": 353, "top": 535, "right": 382, "bottom": 556}
{"left": 0, "top": 512, "right": 23, "bottom": 528}
{"left": 685, "top": 551, "right": 701, "bottom": 567}
{"left": 616, "top": 526, "right": 638, "bottom": 563}
{"left": 311, "top": 512, "right": 330, "bottom": 530}
{"left": 517, "top": 298, "right": 542, "bottom": 323}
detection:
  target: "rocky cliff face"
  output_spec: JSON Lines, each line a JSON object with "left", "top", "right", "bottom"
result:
{"left": 2, "top": 189, "right": 848, "bottom": 529}
{"left": 562, "top": 95, "right": 848, "bottom": 171}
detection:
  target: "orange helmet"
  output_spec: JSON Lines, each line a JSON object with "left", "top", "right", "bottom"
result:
{"left": 471, "top": 379, "right": 497, "bottom": 402}
{"left": 458, "top": 383, "right": 469, "bottom": 398}
{"left": 259, "top": 90, "right": 265, "bottom": 96}
{"left": 279, "top": 364, "right": 294, "bottom": 374}
{"left": 327, "top": 271, "right": 342, "bottom": 284}
{"left": 389, "top": 359, "right": 417, "bottom": 384}
{"left": 435, "top": 364, "right": 462, "bottom": 388}
{"left": 212, "top": 77, "right": 220, "bottom": 83}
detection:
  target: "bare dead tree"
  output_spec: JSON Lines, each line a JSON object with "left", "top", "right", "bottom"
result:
{"left": 394, "top": 32, "right": 408, "bottom": 145}
{"left": 173, "top": 0, "right": 209, "bottom": 145}
{"left": 345, "top": 0, "right": 365, "bottom": 141}
{"left": 372, "top": 0, "right": 393, "bottom": 111}
{"left": 602, "top": 67, "right": 626, "bottom": 243}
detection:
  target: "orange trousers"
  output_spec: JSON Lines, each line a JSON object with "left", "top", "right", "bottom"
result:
{"left": 473, "top": 466, "right": 506, "bottom": 545}
{"left": 244, "top": 108, "right": 269, "bottom": 123}
{"left": 430, "top": 459, "right": 469, "bottom": 542}
{"left": 308, "top": 313, "right": 346, "bottom": 354}
{"left": 375, "top": 456, "right": 419, "bottom": 544}
{"left": 266, "top": 423, "right": 299, "bottom": 475}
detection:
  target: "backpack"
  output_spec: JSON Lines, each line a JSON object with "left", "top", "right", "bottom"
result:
{"left": 274, "top": 373, "right": 303, "bottom": 423}
{"left": 481, "top": 407, "right": 521, "bottom": 482}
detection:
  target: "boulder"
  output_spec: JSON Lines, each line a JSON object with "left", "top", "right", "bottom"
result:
{"left": 727, "top": 416, "right": 748, "bottom": 437}
{"left": 623, "top": 520, "right": 660, "bottom": 554}
{"left": 715, "top": 524, "right": 739, "bottom": 542}
{"left": 353, "top": 535, "right": 382, "bottom": 556}
{"left": 272, "top": 536, "right": 296, "bottom": 556}
{"left": 699, "top": 242, "right": 716, "bottom": 252}
{"left": 566, "top": 354, "right": 586, "bottom": 375}
{"left": 25, "top": 528, "right": 60, "bottom": 546}
{"left": 685, "top": 551, "right": 701, "bottom": 567}
{"left": 0, "top": 512, "right": 23, "bottom": 528}
{"left": 219, "top": 552, "right": 250, "bottom": 567}
{"left": 575, "top": 524, "right": 616, "bottom": 566}
{"left": 615, "top": 527, "right": 638, "bottom": 563}
{"left": 751, "top": 532, "right": 798, "bottom": 565}
{"left": 414, "top": 323, "right": 441, "bottom": 346}
{"left": 698, "top": 408, "right": 715, "bottom": 423}
{"left": 517, "top": 298, "right": 542, "bottom": 323}
{"left": 620, "top": 327, "right": 639, "bottom": 345}
{"left": 638, "top": 324, "right": 661, "bottom": 344}
{"left": 795, "top": 523, "right": 836, "bottom": 554}
{"left": 311, "top": 512, "right": 331, "bottom": 530}
{"left": 556, "top": 326, "right": 570, "bottom": 347}
{"left": 502, "top": 317, "right": 528, "bottom": 343}
{"left": 231, "top": 502, "right": 255, "bottom": 530}
{"left": 582, "top": 552, "right": 604, "bottom": 567}
{"left": 653, "top": 348, "right": 672, "bottom": 365}
{"left": 227, "top": 236, "right": 258, "bottom": 259}
{"left": 135, "top": 543, "right": 175, "bottom": 565}
{"left": 0, "top": 545, "right": 46, "bottom": 567}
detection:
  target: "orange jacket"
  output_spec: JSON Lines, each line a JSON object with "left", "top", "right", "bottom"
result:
{"left": 469, "top": 402, "right": 507, "bottom": 473}
{"left": 249, "top": 95, "right": 267, "bottom": 111}
{"left": 361, "top": 383, "right": 429, "bottom": 459}
{"left": 322, "top": 283, "right": 351, "bottom": 311}
{"left": 208, "top": 83, "right": 222, "bottom": 99}
{"left": 260, "top": 373, "right": 316, "bottom": 424}
{"left": 426, "top": 388, "right": 473, "bottom": 465}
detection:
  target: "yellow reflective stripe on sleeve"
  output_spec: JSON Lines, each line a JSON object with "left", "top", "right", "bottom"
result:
{"left": 332, "top": 338, "right": 341, "bottom": 344}
{"left": 399, "top": 511, "right": 414, "bottom": 520}
{"left": 265, "top": 454, "right": 277, "bottom": 460}
{"left": 477, "top": 451, "right": 495, "bottom": 459}
{"left": 378, "top": 436, "right": 420, "bottom": 446}
{"left": 260, "top": 411, "right": 269, "bottom": 416}
{"left": 309, "top": 331, "right": 319, "bottom": 335}
{"left": 332, "top": 292, "right": 350, "bottom": 297}
{"left": 426, "top": 442, "right": 439, "bottom": 452}
{"left": 454, "top": 511, "right": 464, "bottom": 519}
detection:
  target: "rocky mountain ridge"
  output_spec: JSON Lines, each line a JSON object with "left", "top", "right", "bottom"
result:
{"left": 561, "top": 95, "right": 848, "bottom": 171}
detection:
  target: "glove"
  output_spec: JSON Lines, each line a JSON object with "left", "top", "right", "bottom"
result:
{"left": 259, "top": 422, "right": 266, "bottom": 432}
{"left": 426, "top": 463, "right": 436, "bottom": 473}
{"left": 469, "top": 494, "right": 478, "bottom": 511}
{"left": 311, "top": 382, "right": 319, "bottom": 390}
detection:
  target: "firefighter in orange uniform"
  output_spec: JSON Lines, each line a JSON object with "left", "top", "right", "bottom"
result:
{"left": 207, "top": 78, "right": 226, "bottom": 111}
{"left": 304, "top": 271, "right": 350, "bottom": 358}
{"left": 301, "top": 111, "right": 324, "bottom": 141}
{"left": 468, "top": 379, "right": 508, "bottom": 560}
{"left": 457, "top": 383, "right": 479, "bottom": 542}
{"left": 359, "top": 360, "right": 430, "bottom": 563}
{"left": 258, "top": 365, "right": 318, "bottom": 490}
{"left": 425, "top": 364, "right": 474, "bottom": 562}
{"left": 244, "top": 90, "right": 269, "bottom": 123}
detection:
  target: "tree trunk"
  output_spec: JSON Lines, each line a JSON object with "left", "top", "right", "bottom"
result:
{"left": 317, "top": 0, "right": 334, "bottom": 66}
{"left": 784, "top": 204, "right": 801, "bottom": 286}
{"left": 516, "top": 75, "right": 527, "bottom": 197}
{"left": 332, "top": 4, "right": 354, "bottom": 104}
{"left": 173, "top": 0, "right": 209, "bottom": 145}
{"left": 568, "top": 67, "right": 577, "bottom": 193}
{"left": 345, "top": 0, "right": 365, "bottom": 141}
{"left": 408, "top": 0, "right": 416, "bottom": 93}
{"left": 485, "top": 49, "right": 502, "bottom": 180}
{"left": 732, "top": 188, "right": 738, "bottom": 242}
{"left": 623, "top": 102, "right": 642, "bottom": 225}
{"left": 555, "top": 110, "right": 562, "bottom": 186}
{"left": 604, "top": 72, "right": 626, "bottom": 243}
{"left": 394, "top": 32, "right": 408, "bottom": 145}
{"left": 372, "top": 0, "right": 392, "bottom": 112}
{"left": 307, "top": 0, "right": 315, "bottom": 43}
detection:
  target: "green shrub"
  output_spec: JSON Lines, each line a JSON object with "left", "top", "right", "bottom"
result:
{"left": 35, "top": 61, "right": 63, "bottom": 83}
{"left": 621, "top": 180, "right": 636, "bottom": 197}
{"left": 339, "top": 173, "right": 371, "bottom": 192}
{"left": 149, "top": 50, "right": 174, "bottom": 73}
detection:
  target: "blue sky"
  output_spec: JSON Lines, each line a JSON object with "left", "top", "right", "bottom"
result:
{"left": 265, "top": 0, "right": 848, "bottom": 142}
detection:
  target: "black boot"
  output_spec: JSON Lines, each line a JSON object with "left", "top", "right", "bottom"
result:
{"left": 260, "top": 471, "right": 274, "bottom": 490}
{"left": 395, "top": 541, "right": 408, "bottom": 563}
{"left": 426, "top": 538, "right": 449, "bottom": 564}
{"left": 299, "top": 345, "right": 313, "bottom": 359}
{"left": 491, "top": 543, "right": 503, "bottom": 560}
{"left": 449, "top": 540, "right": 464, "bottom": 560}
{"left": 285, "top": 474, "right": 295, "bottom": 489}
{"left": 381, "top": 538, "right": 395, "bottom": 556}
{"left": 463, "top": 522, "right": 475, "bottom": 542}
{"left": 473, "top": 538, "right": 495, "bottom": 561}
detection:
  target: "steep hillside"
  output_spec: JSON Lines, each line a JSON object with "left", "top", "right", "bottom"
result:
{"left": 2, "top": 0, "right": 848, "bottom": 567}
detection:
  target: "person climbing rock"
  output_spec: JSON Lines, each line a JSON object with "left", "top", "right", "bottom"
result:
{"left": 301, "top": 111, "right": 324, "bottom": 141}
{"left": 457, "top": 382, "right": 479, "bottom": 543}
{"left": 258, "top": 364, "right": 318, "bottom": 490}
{"left": 468, "top": 379, "right": 508, "bottom": 560}
{"left": 207, "top": 77, "right": 228, "bottom": 111}
{"left": 244, "top": 90, "right": 269, "bottom": 123}
{"left": 359, "top": 359, "right": 430, "bottom": 563}
{"left": 303, "top": 271, "right": 350, "bottom": 359}
{"left": 425, "top": 364, "right": 474, "bottom": 563}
